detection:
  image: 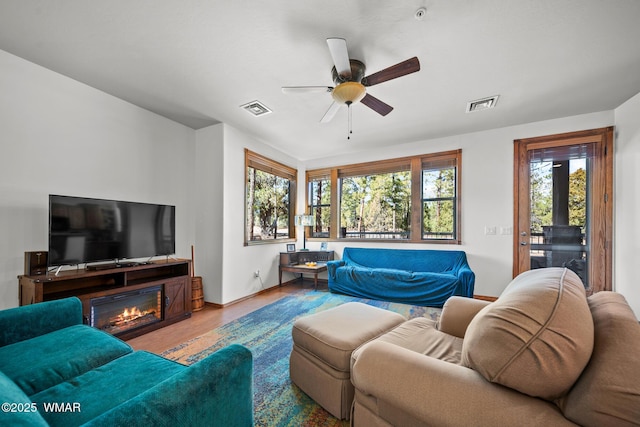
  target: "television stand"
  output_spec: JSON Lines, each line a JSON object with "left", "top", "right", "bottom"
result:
{"left": 86, "top": 261, "right": 140, "bottom": 271}
{"left": 18, "top": 259, "right": 192, "bottom": 340}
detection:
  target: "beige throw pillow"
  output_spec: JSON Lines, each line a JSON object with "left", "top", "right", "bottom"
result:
{"left": 461, "top": 268, "right": 594, "bottom": 400}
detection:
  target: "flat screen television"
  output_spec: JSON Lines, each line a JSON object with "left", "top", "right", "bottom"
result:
{"left": 48, "top": 195, "right": 175, "bottom": 267}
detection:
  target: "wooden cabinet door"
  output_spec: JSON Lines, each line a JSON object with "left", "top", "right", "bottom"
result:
{"left": 165, "top": 277, "right": 191, "bottom": 320}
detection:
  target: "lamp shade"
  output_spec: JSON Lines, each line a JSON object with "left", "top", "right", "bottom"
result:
{"left": 331, "top": 82, "right": 366, "bottom": 105}
{"left": 294, "top": 214, "right": 315, "bottom": 227}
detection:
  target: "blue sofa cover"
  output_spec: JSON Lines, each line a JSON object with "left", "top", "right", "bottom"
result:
{"left": 0, "top": 297, "right": 253, "bottom": 427}
{"left": 327, "top": 247, "right": 474, "bottom": 307}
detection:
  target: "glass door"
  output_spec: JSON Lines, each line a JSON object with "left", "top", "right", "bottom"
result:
{"left": 527, "top": 145, "right": 592, "bottom": 285}
{"left": 514, "top": 128, "right": 613, "bottom": 293}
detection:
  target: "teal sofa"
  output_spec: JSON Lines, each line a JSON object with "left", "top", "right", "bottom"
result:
{"left": 0, "top": 297, "right": 253, "bottom": 427}
{"left": 327, "top": 247, "right": 474, "bottom": 307}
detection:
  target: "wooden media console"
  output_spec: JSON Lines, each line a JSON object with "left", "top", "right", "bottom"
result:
{"left": 18, "top": 259, "right": 192, "bottom": 340}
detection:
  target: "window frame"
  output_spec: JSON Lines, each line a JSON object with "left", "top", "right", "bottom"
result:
{"left": 420, "top": 152, "right": 461, "bottom": 243}
{"left": 305, "top": 150, "right": 462, "bottom": 244}
{"left": 245, "top": 149, "right": 297, "bottom": 245}
{"left": 306, "top": 169, "right": 332, "bottom": 238}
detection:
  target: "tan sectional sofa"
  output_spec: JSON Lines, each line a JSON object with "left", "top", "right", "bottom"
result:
{"left": 351, "top": 268, "right": 640, "bottom": 426}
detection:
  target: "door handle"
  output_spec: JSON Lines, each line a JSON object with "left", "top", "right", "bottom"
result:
{"left": 520, "top": 241, "right": 528, "bottom": 246}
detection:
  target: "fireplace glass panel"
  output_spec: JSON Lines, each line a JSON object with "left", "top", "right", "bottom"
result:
{"left": 91, "top": 286, "right": 162, "bottom": 335}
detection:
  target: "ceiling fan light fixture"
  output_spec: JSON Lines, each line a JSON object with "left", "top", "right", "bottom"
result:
{"left": 331, "top": 82, "right": 366, "bottom": 105}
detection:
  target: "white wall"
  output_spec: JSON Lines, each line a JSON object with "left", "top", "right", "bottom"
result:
{"left": 0, "top": 49, "right": 195, "bottom": 309}
{"left": 193, "top": 121, "right": 303, "bottom": 305}
{"left": 194, "top": 123, "right": 224, "bottom": 302}
{"left": 219, "top": 125, "right": 299, "bottom": 304}
{"left": 303, "top": 111, "right": 615, "bottom": 298}
{"left": 614, "top": 91, "right": 640, "bottom": 318}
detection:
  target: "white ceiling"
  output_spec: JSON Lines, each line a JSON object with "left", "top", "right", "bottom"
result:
{"left": 1, "top": 0, "right": 640, "bottom": 160}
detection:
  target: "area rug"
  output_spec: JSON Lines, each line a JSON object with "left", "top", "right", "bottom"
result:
{"left": 162, "top": 290, "right": 441, "bottom": 427}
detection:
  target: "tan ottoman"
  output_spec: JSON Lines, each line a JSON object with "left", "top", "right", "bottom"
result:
{"left": 290, "top": 302, "right": 406, "bottom": 419}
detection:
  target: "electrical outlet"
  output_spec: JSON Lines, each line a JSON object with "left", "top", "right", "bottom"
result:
{"left": 254, "top": 270, "right": 260, "bottom": 278}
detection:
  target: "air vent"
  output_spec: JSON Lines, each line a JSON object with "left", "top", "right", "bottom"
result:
{"left": 466, "top": 95, "right": 499, "bottom": 113}
{"left": 240, "top": 100, "right": 272, "bottom": 117}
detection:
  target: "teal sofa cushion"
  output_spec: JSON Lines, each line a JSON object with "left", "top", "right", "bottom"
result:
{"left": 0, "top": 298, "right": 82, "bottom": 347}
{"left": 31, "top": 351, "right": 185, "bottom": 426}
{"left": 84, "top": 344, "right": 254, "bottom": 427}
{"left": 0, "top": 371, "right": 48, "bottom": 426}
{"left": 0, "top": 325, "right": 132, "bottom": 395}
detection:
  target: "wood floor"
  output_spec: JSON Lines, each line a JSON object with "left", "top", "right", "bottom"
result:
{"left": 126, "top": 280, "right": 316, "bottom": 354}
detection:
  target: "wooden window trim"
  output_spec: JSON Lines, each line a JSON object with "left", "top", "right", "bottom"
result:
{"left": 244, "top": 149, "right": 297, "bottom": 245}
{"left": 246, "top": 149, "right": 297, "bottom": 180}
{"left": 306, "top": 150, "right": 462, "bottom": 244}
{"left": 306, "top": 171, "right": 331, "bottom": 238}
{"left": 417, "top": 150, "right": 462, "bottom": 244}
{"left": 337, "top": 157, "right": 412, "bottom": 178}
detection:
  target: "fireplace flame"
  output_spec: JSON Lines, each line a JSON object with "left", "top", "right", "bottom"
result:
{"left": 115, "top": 306, "right": 151, "bottom": 325}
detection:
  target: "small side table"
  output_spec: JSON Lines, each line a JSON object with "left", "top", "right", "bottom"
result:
{"left": 279, "top": 263, "right": 328, "bottom": 290}
{"left": 279, "top": 251, "right": 334, "bottom": 290}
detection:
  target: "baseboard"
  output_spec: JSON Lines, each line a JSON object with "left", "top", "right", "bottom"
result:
{"left": 202, "top": 280, "right": 306, "bottom": 309}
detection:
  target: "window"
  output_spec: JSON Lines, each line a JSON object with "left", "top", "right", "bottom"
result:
{"left": 307, "top": 170, "right": 331, "bottom": 238}
{"left": 340, "top": 170, "right": 411, "bottom": 239}
{"left": 245, "top": 150, "right": 297, "bottom": 244}
{"left": 422, "top": 156, "right": 458, "bottom": 240}
{"left": 305, "top": 150, "right": 461, "bottom": 243}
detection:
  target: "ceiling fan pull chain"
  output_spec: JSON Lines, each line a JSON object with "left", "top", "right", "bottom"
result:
{"left": 347, "top": 102, "right": 352, "bottom": 140}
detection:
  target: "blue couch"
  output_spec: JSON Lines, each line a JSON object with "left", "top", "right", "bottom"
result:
{"left": 327, "top": 247, "right": 474, "bottom": 307}
{"left": 0, "top": 297, "right": 253, "bottom": 427}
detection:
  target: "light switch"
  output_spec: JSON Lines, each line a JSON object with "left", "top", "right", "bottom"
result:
{"left": 500, "top": 226, "right": 513, "bottom": 235}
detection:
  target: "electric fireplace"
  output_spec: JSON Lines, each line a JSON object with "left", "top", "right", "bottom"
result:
{"left": 90, "top": 286, "right": 162, "bottom": 336}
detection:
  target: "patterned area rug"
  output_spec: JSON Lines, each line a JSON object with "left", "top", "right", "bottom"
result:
{"left": 162, "top": 290, "right": 441, "bottom": 427}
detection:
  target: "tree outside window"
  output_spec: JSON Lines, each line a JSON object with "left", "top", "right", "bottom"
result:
{"left": 340, "top": 171, "right": 411, "bottom": 239}
{"left": 422, "top": 167, "right": 456, "bottom": 240}
{"left": 529, "top": 159, "right": 587, "bottom": 235}
{"left": 245, "top": 150, "right": 296, "bottom": 244}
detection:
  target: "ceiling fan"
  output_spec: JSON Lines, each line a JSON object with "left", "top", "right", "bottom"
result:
{"left": 282, "top": 38, "right": 420, "bottom": 129}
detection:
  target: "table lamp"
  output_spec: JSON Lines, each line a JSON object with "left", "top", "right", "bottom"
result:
{"left": 294, "top": 214, "right": 315, "bottom": 251}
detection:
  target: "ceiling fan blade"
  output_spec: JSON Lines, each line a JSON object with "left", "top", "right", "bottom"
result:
{"left": 326, "top": 38, "right": 352, "bottom": 80}
{"left": 360, "top": 93, "right": 394, "bottom": 116}
{"left": 320, "top": 101, "right": 342, "bottom": 123}
{"left": 282, "top": 86, "right": 333, "bottom": 94}
{"left": 362, "top": 57, "right": 420, "bottom": 87}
